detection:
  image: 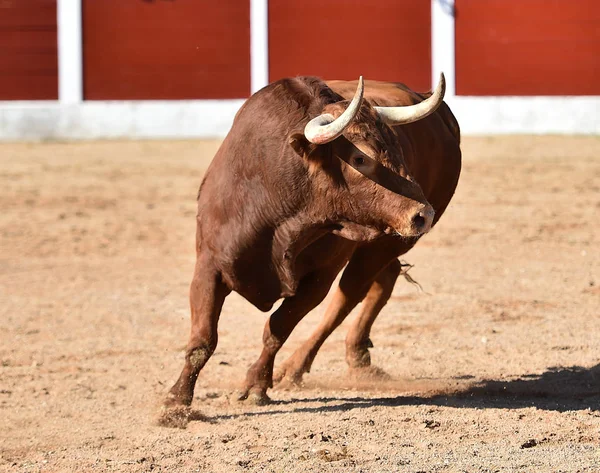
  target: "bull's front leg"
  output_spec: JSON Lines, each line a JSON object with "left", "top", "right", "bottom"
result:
{"left": 272, "top": 285, "right": 364, "bottom": 386}
{"left": 164, "top": 252, "right": 230, "bottom": 408}
{"left": 239, "top": 270, "right": 337, "bottom": 405}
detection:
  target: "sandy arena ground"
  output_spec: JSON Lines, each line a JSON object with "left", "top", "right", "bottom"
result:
{"left": 1, "top": 136, "right": 599, "bottom": 472}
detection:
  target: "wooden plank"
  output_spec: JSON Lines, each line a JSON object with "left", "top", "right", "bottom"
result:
{"left": 269, "top": 0, "right": 432, "bottom": 92}
{"left": 0, "top": 0, "right": 58, "bottom": 100}
{"left": 82, "top": 0, "right": 250, "bottom": 100}
{"left": 456, "top": 0, "right": 600, "bottom": 95}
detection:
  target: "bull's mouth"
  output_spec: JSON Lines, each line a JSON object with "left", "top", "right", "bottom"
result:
{"left": 331, "top": 221, "right": 388, "bottom": 242}
{"left": 332, "top": 217, "right": 431, "bottom": 242}
{"left": 388, "top": 226, "right": 428, "bottom": 239}
{"left": 385, "top": 221, "right": 432, "bottom": 239}
{"left": 384, "top": 226, "right": 403, "bottom": 237}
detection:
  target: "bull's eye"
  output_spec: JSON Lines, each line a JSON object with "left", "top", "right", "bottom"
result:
{"left": 353, "top": 156, "right": 365, "bottom": 166}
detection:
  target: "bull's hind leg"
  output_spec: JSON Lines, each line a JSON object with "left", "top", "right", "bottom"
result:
{"left": 274, "top": 249, "right": 402, "bottom": 386}
{"left": 165, "top": 253, "right": 230, "bottom": 408}
{"left": 239, "top": 270, "right": 337, "bottom": 405}
{"left": 345, "top": 259, "right": 401, "bottom": 374}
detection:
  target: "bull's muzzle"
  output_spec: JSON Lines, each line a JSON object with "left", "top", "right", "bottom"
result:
{"left": 412, "top": 204, "right": 434, "bottom": 235}
{"left": 392, "top": 203, "right": 434, "bottom": 237}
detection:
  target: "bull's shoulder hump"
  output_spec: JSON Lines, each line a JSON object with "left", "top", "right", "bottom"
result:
{"left": 327, "top": 79, "right": 421, "bottom": 107}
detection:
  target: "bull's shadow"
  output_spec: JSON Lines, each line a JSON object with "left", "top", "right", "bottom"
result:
{"left": 432, "top": 363, "right": 600, "bottom": 412}
{"left": 207, "top": 364, "right": 600, "bottom": 421}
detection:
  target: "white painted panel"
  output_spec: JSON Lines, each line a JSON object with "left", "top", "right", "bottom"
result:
{"left": 0, "top": 100, "right": 245, "bottom": 140}
{"left": 250, "top": 0, "right": 269, "bottom": 94}
{"left": 0, "top": 97, "right": 598, "bottom": 140}
{"left": 57, "top": 0, "right": 83, "bottom": 104}
{"left": 431, "top": 0, "right": 456, "bottom": 97}
{"left": 448, "top": 96, "right": 600, "bottom": 135}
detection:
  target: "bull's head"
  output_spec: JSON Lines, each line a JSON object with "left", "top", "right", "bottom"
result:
{"left": 289, "top": 74, "right": 445, "bottom": 241}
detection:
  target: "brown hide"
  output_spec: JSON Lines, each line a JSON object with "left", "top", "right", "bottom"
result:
{"left": 196, "top": 77, "right": 460, "bottom": 312}
{"left": 165, "top": 76, "right": 462, "bottom": 410}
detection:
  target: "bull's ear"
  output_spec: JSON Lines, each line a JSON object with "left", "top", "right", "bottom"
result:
{"left": 289, "top": 133, "right": 312, "bottom": 157}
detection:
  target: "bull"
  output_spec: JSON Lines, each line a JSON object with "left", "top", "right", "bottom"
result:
{"left": 165, "top": 73, "right": 461, "bottom": 407}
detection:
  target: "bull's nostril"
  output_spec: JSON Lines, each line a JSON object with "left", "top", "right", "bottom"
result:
{"left": 413, "top": 214, "right": 426, "bottom": 230}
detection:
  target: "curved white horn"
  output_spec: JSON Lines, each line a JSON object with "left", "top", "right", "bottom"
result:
{"left": 304, "top": 76, "right": 364, "bottom": 144}
{"left": 375, "top": 73, "right": 446, "bottom": 126}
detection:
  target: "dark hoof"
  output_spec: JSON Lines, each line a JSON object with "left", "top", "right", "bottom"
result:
{"left": 273, "top": 368, "right": 305, "bottom": 389}
{"left": 157, "top": 405, "right": 191, "bottom": 429}
{"left": 237, "top": 388, "right": 272, "bottom": 406}
{"left": 274, "top": 374, "right": 304, "bottom": 391}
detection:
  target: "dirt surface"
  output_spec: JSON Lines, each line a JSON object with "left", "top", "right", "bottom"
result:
{"left": 1, "top": 136, "right": 599, "bottom": 472}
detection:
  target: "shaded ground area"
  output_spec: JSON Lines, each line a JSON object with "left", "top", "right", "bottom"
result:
{"left": 1, "top": 136, "right": 599, "bottom": 472}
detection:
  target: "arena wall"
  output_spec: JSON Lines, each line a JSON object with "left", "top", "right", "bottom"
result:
{"left": 0, "top": 0, "right": 598, "bottom": 140}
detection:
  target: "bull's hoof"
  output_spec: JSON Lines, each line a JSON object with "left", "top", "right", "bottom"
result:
{"left": 273, "top": 367, "right": 305, "bottom": 389}
{"left": 157, "top": 405, "right": 192, "bottom": 429}
{"left": 273, "top": 355, "right": 310, "bottom": 388}
{"left": 348, "top": 365, "right": 392, "bottom": 381}
{"left": 237, "top": 388, "right": 272, "bottom": 406}
{"left": 275, "top": 375, "right": 304, "bottom": 391}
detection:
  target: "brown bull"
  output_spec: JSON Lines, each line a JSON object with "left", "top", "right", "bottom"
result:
{"left": 165, "top": 74, "right": 461, "bottom": 407}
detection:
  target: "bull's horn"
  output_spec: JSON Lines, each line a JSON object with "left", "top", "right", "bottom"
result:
{"left": 375, "top": 73, "right": 446, "bottom": 126}
{"left": 304, "top": 76, "right": 364, "bottom": 144}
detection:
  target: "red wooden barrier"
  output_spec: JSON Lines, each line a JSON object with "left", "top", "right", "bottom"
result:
{"left": 269, "top": 0, "right": 432, "bottom": 92}
{"left": 82, "top": 0, "right": 250, "bottom": 100}
{"left": 456, "top": 0, "right": 600, "bottom": 95}
{"left": 0, "top": 0, "right": 58, "bottom": 100}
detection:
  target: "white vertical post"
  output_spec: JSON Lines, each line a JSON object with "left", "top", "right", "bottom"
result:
{"left": 57, "top": 0, "right": 83, "bottom": 103}
{"left": 431, "top": 0, "right": 456, "bottom": 98}
{"left": 250, "top": 0, "right": 269, "bottom": 94}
